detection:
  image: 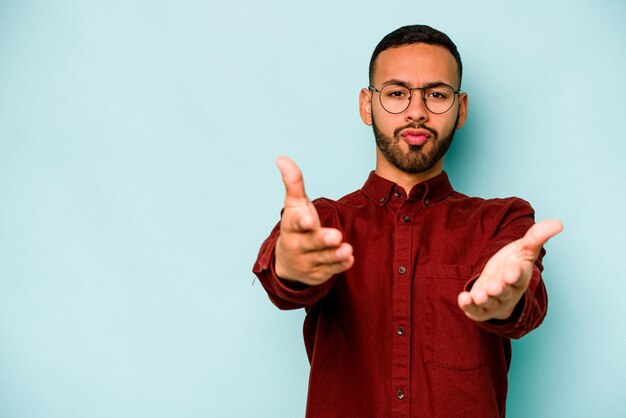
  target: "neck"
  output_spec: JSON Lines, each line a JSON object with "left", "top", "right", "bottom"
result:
{"left": 375, "top": 152, "right": 444, "bottom": 193}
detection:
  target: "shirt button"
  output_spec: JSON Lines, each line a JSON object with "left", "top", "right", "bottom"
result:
{"left": 396, "top": 390, "right": 405, "bottom": 400}
{"left": 398, "top": 265, "right": 406, "bottom": 274}
{"left": 424, "top": 199, "right": 430, "bottom": 205}
{"left": 394, "top": 191, "right": 402, "bottom": 198}
{"left": 396, "top": 327, "right": 405, "bottom": 336}
{"left": 402, "top": 215, "right": 410, "bottom": 223}
{"left": 379, "top": 197, "right": 385, "bottom": 203}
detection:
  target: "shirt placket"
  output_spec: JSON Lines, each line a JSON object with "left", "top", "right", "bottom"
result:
{"left": 391, "top": 198, "right": 416, "bottom": 418}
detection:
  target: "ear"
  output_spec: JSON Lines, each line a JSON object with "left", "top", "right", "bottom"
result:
{"left": 455, "top": 92, "right": 468, "bottom": 129}
{"left": 359, "top": 88, "right": 373, "bottom": 126}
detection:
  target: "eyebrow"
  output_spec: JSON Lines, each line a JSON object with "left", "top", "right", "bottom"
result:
{"left": 380, "top": 79, "right": 457, "bottom": 90}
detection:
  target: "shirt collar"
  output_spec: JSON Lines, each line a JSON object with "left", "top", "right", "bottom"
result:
{"left": 361, "top": 171, "right": 454, "bottom": 206}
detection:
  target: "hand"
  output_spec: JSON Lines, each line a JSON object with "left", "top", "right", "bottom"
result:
{"left": 274, "top": 156, "right": 354, "bottom": 285}
{"left": 457, "top": 219, "right": 563, "bottom": 322}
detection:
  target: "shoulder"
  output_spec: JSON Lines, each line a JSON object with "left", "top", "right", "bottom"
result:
{"left": 447, "top": 191, "right": 536, "bottom": 236}
{"left": 311, "top": 188, "right": 368, "bottom": 210}
{"left": 449, "top": 190, "right": 534, "bottom": 213}
{"left": 309, "top": 189, "right": 369, "bottom": 226}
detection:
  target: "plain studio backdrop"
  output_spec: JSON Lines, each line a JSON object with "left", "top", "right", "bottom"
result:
{"left": 0, "top": 1, "right": 624, "bottom": 417}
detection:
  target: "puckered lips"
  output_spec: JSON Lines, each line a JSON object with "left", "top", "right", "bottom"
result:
{"left": 400, "top": 128, "right": 431, "bottom": 146}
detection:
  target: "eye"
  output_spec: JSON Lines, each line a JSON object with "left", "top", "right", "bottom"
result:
{"left": 426, "top": 90, "right": 449, "bottom": 100}
{"left": 425, "top": 85, "right": 454, "bottom": 101}
{"left": 383, "top": 86, "right": 409, "bottom": 99}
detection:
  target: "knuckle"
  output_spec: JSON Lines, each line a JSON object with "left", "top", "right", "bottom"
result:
{"left": 314, "top": 231, "right": 328, "bottom": 247}
{"left": 324, "top": 249, "right": 338, "bottom": 263}
{"left": 280, "top": 237, "right": 299, "bottom": 252}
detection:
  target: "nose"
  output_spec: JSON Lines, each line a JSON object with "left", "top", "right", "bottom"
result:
{"left": 404, "top": 90, "right": 429, "bottom": 122}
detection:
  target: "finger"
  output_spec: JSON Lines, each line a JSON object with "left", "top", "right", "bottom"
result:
{"left": 519, "top": 219, "right": 563, "bottom": 259}
{"left": 469, "top": 281, "right": 504, "bottom": 307}
{"left": 313, "top": 254, "right": 355, "bottom": 276}
{"left": 501, "top": 264, "right": 525, "bottom": 287}
{"left": 485, "top": 279, "right": 506, "bottom": 297}
{"left": 458, "top": 292, "right": 485, "bottom": 316}
{"left": 459, "top": 291, "right": 501, "bottom": 321}
{"left": 282, "top": 207, "right": 316, "bottom": 232}
{"left": 341, "top": 254, "right": 355, "bottom": 269}
{"left": 458, "top": 291, "right": 473, "bottom": 310}
{"left": 469, "top": 285, "right": 490, "bottom": 305}
{"left": 485, "top": 285, "right": 514, "bottom": 309}
{"left": 309, "top": 242, "right": 353, "bottom": 264}
{"left": 276, "top": 156, "right": 307, "bottom": 201}
{"left": 482, "top": 267, "right": 522, "bottom": 303}
{"left": 299, "top": 228, "right": 343, "bottom": 252}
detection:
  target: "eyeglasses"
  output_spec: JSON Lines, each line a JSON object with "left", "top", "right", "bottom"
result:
{"left": 368, "top": 83, "right": 461, "bottom": 114}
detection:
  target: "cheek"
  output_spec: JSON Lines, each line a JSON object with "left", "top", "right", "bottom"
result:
{"left": 373, "top": 111, "right": 404, "bottom": 136}
{"left": 431, "top": 114, "right": 458, "bottom": 135}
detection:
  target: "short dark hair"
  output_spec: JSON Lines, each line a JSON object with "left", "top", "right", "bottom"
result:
{"left": 369, "top": 25, "right": 463, "bottom": 87}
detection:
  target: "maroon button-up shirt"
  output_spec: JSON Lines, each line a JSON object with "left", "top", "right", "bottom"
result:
{"left": 253, "top": 171, "right": 547, "bottom": 418}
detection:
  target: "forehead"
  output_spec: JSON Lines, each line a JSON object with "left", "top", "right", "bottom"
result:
{"left": 372, "top": 43, "right": 459, "bottom": 87}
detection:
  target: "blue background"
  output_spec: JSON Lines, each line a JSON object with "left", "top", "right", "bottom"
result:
{"left": 1, "top": 1, "right": 625, "bottom": 417}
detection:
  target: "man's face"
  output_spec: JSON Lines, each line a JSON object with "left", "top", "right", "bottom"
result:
{"left": 360, "top": 43, "right": 468, "bottom": 175}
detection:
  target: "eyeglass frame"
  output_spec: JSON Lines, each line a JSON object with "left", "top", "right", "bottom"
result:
{"left": 368, "top": 82, "right": 462, "bottom": 115}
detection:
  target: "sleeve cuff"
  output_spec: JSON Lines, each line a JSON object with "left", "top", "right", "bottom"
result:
{"left": 463, "top": 265, "right": 545, "bottom": 339}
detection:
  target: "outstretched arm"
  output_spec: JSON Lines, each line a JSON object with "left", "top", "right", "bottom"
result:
{"left": 458, "top": 219, "right": 563, "bottom": 322}
{"left": 275, "top": 156, "right": 354, "bottom": 286}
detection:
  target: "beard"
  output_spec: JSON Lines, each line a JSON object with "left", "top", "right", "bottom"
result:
{"left": 372, "top": 114, "right": 458, "bottom": 174}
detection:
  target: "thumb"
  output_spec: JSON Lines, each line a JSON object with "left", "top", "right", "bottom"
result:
{"left": 276, "top": 156, "right": 308, "bottom": 201}
{"left": 520, "top": 219, "right": 563, "bottom": 259}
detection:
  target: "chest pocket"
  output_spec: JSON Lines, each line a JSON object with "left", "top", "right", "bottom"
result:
{"left": 422, "top": 264, "right": 487, "bottom": 371}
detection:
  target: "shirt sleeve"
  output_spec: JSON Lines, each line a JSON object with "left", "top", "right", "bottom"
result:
{"left": 465, "top": 198, "right": 548, "bottom": 339}
{"left": 252, "top": 199, "right": 341, "bottom": 310}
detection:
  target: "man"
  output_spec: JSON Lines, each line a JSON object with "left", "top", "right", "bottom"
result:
{"left": 253, "top": 25, "right": 562, "bottom": 418}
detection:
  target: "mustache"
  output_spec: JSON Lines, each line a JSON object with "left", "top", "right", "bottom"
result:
{"left": 393, "top": 122, "right": 437, "bottom": 138}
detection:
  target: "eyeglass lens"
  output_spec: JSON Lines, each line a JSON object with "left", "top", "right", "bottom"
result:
{"left": 379, "top": 84, "right": 456, "bottom": 114}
